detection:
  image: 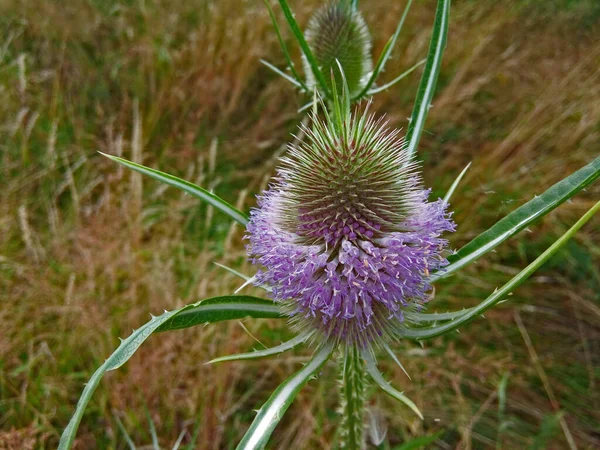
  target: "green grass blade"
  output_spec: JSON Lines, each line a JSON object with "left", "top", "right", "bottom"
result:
{"left": 277, "top": 0, "right": 330, "bottom": 96}
{"left": 185, "top": 416, "right": 202, "bottom": 450}
{"left": 235, "top": 341, "right": 334, "bottom": 450}
{"left": 431, "top": 156, "right": 600, "bottom": 282}
{"left": 443, "top": 161, "right": 471, "bottom": 204}
{"left": 362, "top": 349, "right": 423, "bottom": 419}
{"left": 100, "top": 153, "right": 249, "bottom": 226}
{"left": 146, "top": 408, "right": 160, "bottom": 450}
{"left": 260, "top": 59, "right": 303, "bottom": 89}
{"left": 404, "top": 0, "right": 450, "bottom": 161}
{"left": 263, "top": 0, "right": 307, "bottom": 90}
{"left": 59, "top": 296, "right": 282, "bottom": 450}
{"left": 206, "top": 331, "right": 313, "bottom": 365}
{"left": 114, "top": 414, "right": 137, "bottom": 450}
{"left": 401, "top": 200, "right": 600, "bottom": 340}
{"left": 366, "top": 58, "right": 425, "bottom": 95}
{"left": 353, "top": 0, "right": 414, "bottom": 100}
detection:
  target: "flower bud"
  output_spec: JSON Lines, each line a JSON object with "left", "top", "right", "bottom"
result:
{"left": 303, "top": 2, "right": 372, "bottom": 98}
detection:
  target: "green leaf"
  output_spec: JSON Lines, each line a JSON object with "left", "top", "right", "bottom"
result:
{"left": 404, "top": 0, "right": 450, "bottom": 161}
{"left": 260, "top": 59, "right": 303, "bottom": 88}
{"left": 443, "top": 161, "right": 471, "bottom": 204}
{"left": 100, "top": 153, "right": 249, "bottom": 226}
{"left": 263, "top": 0, "right": 307, "bottom": 90}
{"left": 405, "top": 308, "right": 475, "bottom": 323}
{"left": 393, "top": 432, "right": 443, "bottom": 450}
{"left": 361, "top": 349, "right": 423, "bottom": 419}
{"left": 432, "top": 156, "right": 600, "bottom": 282}
{"left": 401, "top": 200, "right": 600, "bottom": 340}
{"left": 354, "top": 0, "right": 414, "bottom": 100}
{"left": 59, "top": 296, "right": 282, "bottom": 450}
{"left": 155, "top": 296, "right": 282, "bottom": 332}
{"left": 277, "top": 0, "right": 330, "bottom": 96}
{"left": 206, "top": 331, "right": 313, "bottom": 365}
{"left": 235, "top": 341, "right": 334, "bottom": 450}
{"left": 366, "top": 58, "right": 425, "bottom": 96}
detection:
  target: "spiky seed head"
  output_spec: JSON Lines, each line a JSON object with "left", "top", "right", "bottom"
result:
{"left": 303, "top": 2, "right": 372, "bottom": 98}
{"left": 247, "top": 103, "right": 455, "bottom": 348}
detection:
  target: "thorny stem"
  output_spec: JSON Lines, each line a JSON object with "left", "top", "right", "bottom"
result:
{"left": 338, "top": 345, "right": 366, "bottom": 450}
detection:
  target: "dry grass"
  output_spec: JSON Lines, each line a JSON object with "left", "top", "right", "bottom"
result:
{"left": 1, "top": 0, "right": 599, "bottom": 448}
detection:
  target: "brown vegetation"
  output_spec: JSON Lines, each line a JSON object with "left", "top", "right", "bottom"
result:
{"left": 1, "top": 0, "right": 599, "bottom": 448}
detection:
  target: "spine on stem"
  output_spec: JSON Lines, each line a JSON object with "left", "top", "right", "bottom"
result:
{"left": 338, "top": 344, "right": 366, "bottom": 450}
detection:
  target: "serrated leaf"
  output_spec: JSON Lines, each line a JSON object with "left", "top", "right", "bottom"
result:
{"left": 432, "top": 156, "right": 600, "bottom": 282}
{"left": 404, "top": 0, "right": 450, "bottom": 161}
{"left": 235, "top": 341, "right": 334, "bottom": 450}
{"left": 401, "top": 200, "right": 600, "bottom": 340}
{"left": 405, "top": 308, "right": 475, "bottom": 323}
{"left": 100, "top": 153, "right": 249, "bottom": 226}
{"left": 59, "top": 296, "right": 282, "bottom": 450}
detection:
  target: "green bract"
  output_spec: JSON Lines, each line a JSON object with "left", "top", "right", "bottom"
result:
{"left": 263, "top": 0, "right": 425, "bottom": 105}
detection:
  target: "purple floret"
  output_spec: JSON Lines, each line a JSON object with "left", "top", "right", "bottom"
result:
{"left": 246, "top": 107, "right": 455, "bottom": 346}
{"left": 247, "top": 189, "right": 455, "bottom": 347}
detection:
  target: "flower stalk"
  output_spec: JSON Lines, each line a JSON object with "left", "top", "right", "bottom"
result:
{"left": 338, "top": 345, "right": 367, "bottom": 450}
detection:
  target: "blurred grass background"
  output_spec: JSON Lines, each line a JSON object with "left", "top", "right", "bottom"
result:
{"left": 1, "top": 0, "right": 599, "bottom": 448}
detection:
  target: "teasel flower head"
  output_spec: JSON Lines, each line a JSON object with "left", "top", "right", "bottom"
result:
{"left": 303, "top": 1, "right": 372, "bottom": 98}
{"left": 247, "top": 89, "right": 455, "bottom": 348}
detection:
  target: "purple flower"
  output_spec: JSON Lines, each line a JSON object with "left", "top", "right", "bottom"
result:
{"left": 247, "top": 105, "right": 455, "bottom": 347}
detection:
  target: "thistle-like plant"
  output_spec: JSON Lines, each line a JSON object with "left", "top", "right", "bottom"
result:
{"left": 262, "top": 0, "right": 426, "bottom": 106}
{"left": 59, "top": 1, "right": 600, "bottom": 449}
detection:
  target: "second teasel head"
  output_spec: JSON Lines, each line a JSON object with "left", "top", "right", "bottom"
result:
{"left": 303, "top": 1, "right": 373, "bottom": 99}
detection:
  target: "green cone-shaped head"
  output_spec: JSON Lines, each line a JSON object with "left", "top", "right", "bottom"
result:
{"left": 303, "top": 2, "right": 372, "bottom": 98}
